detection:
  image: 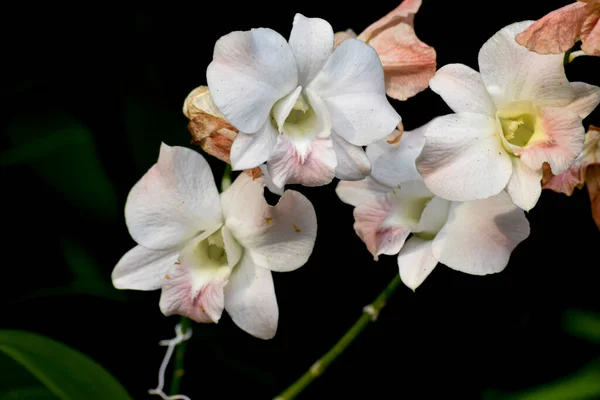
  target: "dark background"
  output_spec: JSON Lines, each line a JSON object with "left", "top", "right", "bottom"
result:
{"left": 2, "top": 0, "right": 599, "bottom": 399}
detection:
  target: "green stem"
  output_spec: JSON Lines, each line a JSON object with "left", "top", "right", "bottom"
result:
{"left": 221, "top": 164, "right": 232, "bottom": 192}
{"left": 274, "top": 274, "right": 403, "bottom": 400}
{"left": 169, "top": 317, "right": 191, "bottom": 395}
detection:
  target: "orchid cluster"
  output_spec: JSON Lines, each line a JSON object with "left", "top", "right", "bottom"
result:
{"left": 111, "top": 1, "right": 599, "bottom": 398}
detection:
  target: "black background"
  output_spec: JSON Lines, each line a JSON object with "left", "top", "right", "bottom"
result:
{"left": 2, "top": 0, "right": 599, "bottom": 399}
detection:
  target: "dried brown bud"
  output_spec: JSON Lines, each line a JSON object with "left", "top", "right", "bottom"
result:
{"left": 183, "top": 86, "right": 263, "bottom": 178}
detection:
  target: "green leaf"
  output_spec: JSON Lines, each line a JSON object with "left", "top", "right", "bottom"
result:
{"left": 483, "top": 359, "right": 600, "bottom": 400}
{"left": 0, "top": 386, "right": 56, "bottom": 400}
{"left": 564, "top": 310, "right": 600, "bottom": 344}
{"left": 0, "top": 330, "right": 132, "bottom": 400}
{"left": 2, "top": 112, "right": 118, "bottom": 221}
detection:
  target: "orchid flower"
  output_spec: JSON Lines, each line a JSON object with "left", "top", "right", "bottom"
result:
{"left": 336, "top": 122, "right": 530, "bottom": 290}
{"left": 206, "top": 13, "right": 401, "bottom": 190}
{"left": 112, "top": 144, "right": 317, "bottom": 339}
{"left": 543, "top": 126, "right": 600, "bottom": 229}
{"left": 416, "top": 21, "right": 600, "bottom": 211}
{"left": 516, "top": 0, "right": 600, "bottom": 56}
{"left": 334, "top": 0, "right": 437, "bottom": 101}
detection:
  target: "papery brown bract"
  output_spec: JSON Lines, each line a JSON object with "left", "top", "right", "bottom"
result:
{"left": 516, "top": 0, "right": 600, "bottom": 56}
{"left": 334, "top": 0, "right": 436, "bottom": 101}
{"left": 183, "top": 86, "right": 263, "bottom": 178}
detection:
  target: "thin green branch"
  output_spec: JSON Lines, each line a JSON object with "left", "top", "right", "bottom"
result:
{"left": 274, "top": 274, "right": 403, "bottom": 400}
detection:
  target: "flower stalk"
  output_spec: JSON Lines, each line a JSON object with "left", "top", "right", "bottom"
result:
{"left": 273, "top": 274, "right": 403, "bottom": 400}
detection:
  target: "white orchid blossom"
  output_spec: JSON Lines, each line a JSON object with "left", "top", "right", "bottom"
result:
{"left": 416, "top": 21, "right": 600, "bottom": 211}
{"left": 112, "top": 144, "right": 317, "bottom": 340}
{"left": 206, "top": 13, "right": 401, "bottom": 190}
{"left": 336, "top": 122, "right": 530, "bottom": 290}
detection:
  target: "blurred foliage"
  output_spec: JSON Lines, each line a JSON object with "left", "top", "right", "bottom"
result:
{"left": 0, "top": 330, "right": 131, "bottom": 400}
{"left": 564, "top": 310, "right": 600, "bottom": 344}
{"left": 2, "top": 112, "right": 118, "bottom": 221}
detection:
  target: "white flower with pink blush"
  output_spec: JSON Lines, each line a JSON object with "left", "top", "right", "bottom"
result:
{"left": 416, "top": 21, "right": 600, "bottom": 211}
{"left": 111, "top": 144, "right": 317, "bottom": 339}
{"left": 336, "top": 122, "right": 530, "bottom": 290}
{"left": 206, "top": 13, "right": 401, "bottom": 190}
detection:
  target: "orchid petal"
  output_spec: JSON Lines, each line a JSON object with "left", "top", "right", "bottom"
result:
{"left": 336, "top": 177, "right": 391, "bottom": 207}
{"left": 159, "top": 226, "right": 231, "bottom": 323}
{"left": 353, "top": 192, "right": 411, "bottom": 259}
{"left": 207, "top": 28, "right": 298, "bottom": 133}
{"left": 112, "top": 246, "right": 179, "bottom": 291}
{"left": 515, "top": 2, "right": 591, "bottom": 54}
{"left": 331, "top": 132, "right": 371, "bottom": 181}
{"left": 367, "top": 122, "right": 428, "bottom": 187}
{"left": 581, "top": 10, "right": 600, "bottom": 55}
{"left": 479, "top": 21, "right": 573, "bottom": 107}
{"left": 222, "top": 173, "right": 317, "bottom": 272}
{"left": 432, "top": 191, "right": 530, "bottom": 275}
{"left": 368, "top": 23, "right": 436, "bottom": 101}
{"left": 506, "top": 156, "right": 543, "bottom": 211}
{"left": 358, "top": 0, "right": 422, "bottom": 42}
{"left": 566, "top": 82, "right": 600, "bottom": 120}
{"left": 519, "top": 107, "right": 585, "bottom": 174}
{"left": 289, "top": 14, "right": 334, "bottom": 86}
{"left": 414, "top": 196, "right": 450, "bottom": 237}
{"left": 230, "top": 122, "right": 278, "bottom": 170}
{"left": 429, "top": 63, "right": 496, "bottom": 116}
{"left": 224, "top": 254, "right": 278, "bottom": 340}
{"left": 222, "top": 225, "right": 243, "bottom": 269}
{"left": 267, "top": 136, "right": 337, "bottom": 188}
{"left": 416, "top": 113, "right": 512, "bottom": 201}
{"left": 308, "top": 39, "right": 401, "bottom": 146}
{"left": 125, "top": 144, "right": 222, "bottom": 250}
{"left": 397, "top": 237, "right": 438, "bottom": 291}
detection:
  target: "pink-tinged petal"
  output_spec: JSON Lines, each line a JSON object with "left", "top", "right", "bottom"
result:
{"left": 308, "top": 39, "right": 401, "bottom": 146}
{"left": 586, "top": 165, "right": 600, "bottom": 229}
{"left": 566, "top": 82, "right": 600, "bottom": 119}
{"left": 289, "top": 14, "right": 334, "bottom": 86}
{"left": 160, "top": 264, "right": 227, "bottom": 323}
{"left": 520, "top": 107, "right": 585, "bottom": 174}
{"left": 206, "top": 28, "right": 298, "bottom": 133}
{"left": 357, "top": 0, "right": 422, "bottom": 42}
{"left": 159, "top": 225, "right": 231, "bottom": 323}
{"left": 230, "top": 121, "right": 278, "bottom": 171}
{"left": 336, "top": 176, "right": 391, "bottom": 207}
{"left": 479, "top": 21, "right": 574, "bottom": 107}
{"left": 542, "top": 162, "right": 584, "bottom": 195}
{"left": 432, "top": 191, "right": 530, "bottom": 275}
{"left": 367, "top": 121, "right": 429, "bottom": 187}
{"left": 222, "top": 173, "right": 317, "bottom": 272}
{"left": 429, "top": 64, "right": 496, "bottom": 116}
{"left": 506, "top": 156, "right": 543, "bottom": 211}
{"left": 267, "top": 136, "right": 337, "bottom": 188}
{"left": 353, "top": 192, "right": 411, "bottom": 260}
{"left": 368, "top": 23, "right": 436, "bottom": 101}
{"left": 112, "top": 246, "right": 180, "bottom": 291}
{"left": 125, "top": 144, "right": 222, "bottom": 250}
{"left": 397, "top": 237, "right": 438, "bottom": 291}
{"left": 224, "top": 254, "right": 278, "bottom": 339}
{"left": 334, "top": 29, "right": 357, "bottom": 47}
{"left": 331, "top": 132, "right": 371, "bottom": 181}
{"left": 581, "top": 10, "right": 600, "bottom": 55}
{"left": 416, "top": 113, "right": 512, "bottom": 201}
{"left": 543, "top": 126, "right": 600, "bottom": 195}
{"left": 515, "top": 2, "right": 592, "bottom": 54}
